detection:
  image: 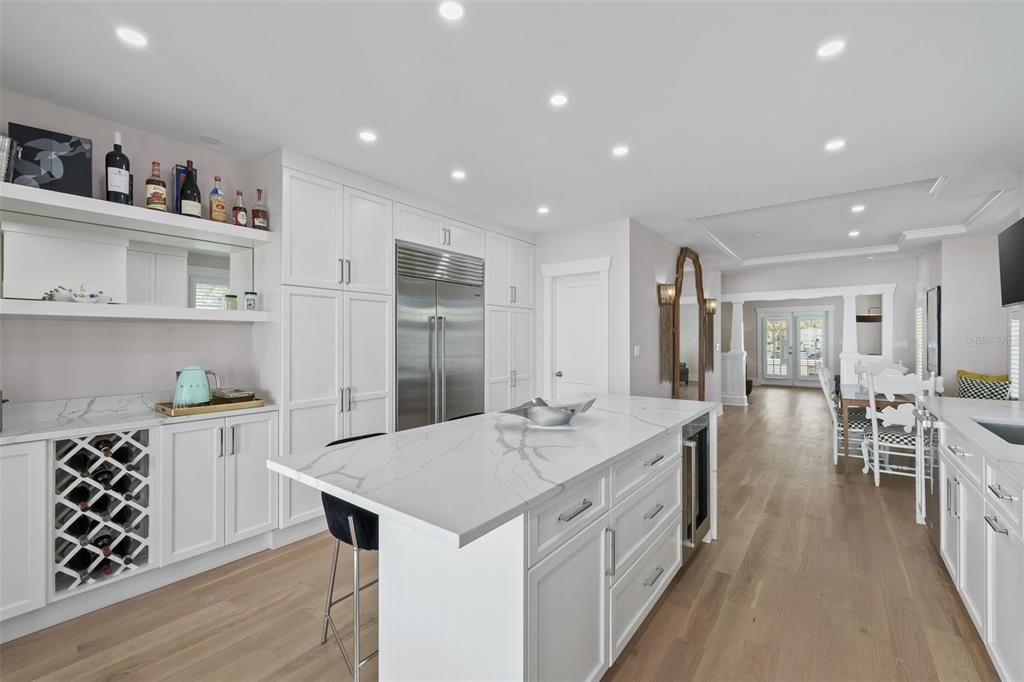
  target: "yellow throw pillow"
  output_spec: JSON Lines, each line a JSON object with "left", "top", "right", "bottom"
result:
{"left": 957, "top": 369, "right": 1009, "bottom": 382}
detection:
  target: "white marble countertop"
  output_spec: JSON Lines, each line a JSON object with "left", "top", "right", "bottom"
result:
{"left": 921, "top": 396, "right": 1024, "bottom": 487}
{"left": 269, "top": 394, "right": 717, "bottom": 548}
{"left": 0, "top": 392, "right": 278, "bottom": 446}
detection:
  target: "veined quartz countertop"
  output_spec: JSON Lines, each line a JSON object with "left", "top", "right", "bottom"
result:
{"left": 269, "top": 394, "right": 717, "bottom": 548}
{"left": 0, "top": 392, "right": 278, "bottom": 446}
{"left": 921, "top": 396, "right": 1024, "bottom": 487}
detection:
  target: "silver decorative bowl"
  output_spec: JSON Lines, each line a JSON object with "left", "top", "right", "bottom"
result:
{"left": 502, "top": 397, "right": 595, "bottom": 427}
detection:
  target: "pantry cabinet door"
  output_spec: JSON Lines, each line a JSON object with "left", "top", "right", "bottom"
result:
{"left": 510, "top": 309, "right": 535, "bottom": 405}
{"left": 486, "top": 233, "right": 512, "bottom": 306}
{"left": 444, "top": 220, "right": 484, "bottom": 259}
{"left": 986, "top": 513, "right": 1023, "bottom": 682}
{"left": 486, "top": 306, "right": 512, "bottom": 411}
{"left": 395, "top": 203, "right": 444, "bottom": 250}
{"left": 956, "top": 479, "right": 986, "bottom": 634}
{"left": 510, "top": 240, "right": 534, "bottom": 308}
{"left": 342, "top": 292, "right": 393, "bottom": 438}
{"left": 0, "top": 442, "right": 46, "bottom": 621}
{"left": 281, "top": 287, "right": 344, "bottom": 527}
{"left": 224, "top": 412, "right": 279, "bottom": 545}
{"left": 282, "top": 169, "right": 344, "bottom": 289}
{"left": 160, "top": 421, "right": 225, "bottom": 565}
{"left": 343, "top": 187, "right": 393, "bottom": 295}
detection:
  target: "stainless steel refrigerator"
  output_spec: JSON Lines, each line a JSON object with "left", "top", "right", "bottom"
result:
{"left": 396, "top": 241, "right": 485, "bottom": 431}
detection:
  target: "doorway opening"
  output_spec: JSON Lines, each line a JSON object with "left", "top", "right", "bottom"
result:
{"left": 756, "top": 306, "right": 832, "bottom": 386}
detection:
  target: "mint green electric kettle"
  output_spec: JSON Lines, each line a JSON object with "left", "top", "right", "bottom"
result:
{"left": 173, "top": 366, "right": 220, "bottom": 407}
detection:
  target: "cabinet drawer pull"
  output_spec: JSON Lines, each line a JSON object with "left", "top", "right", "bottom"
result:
{"left": 642, "top": 566, "right": 664, "bottom": 587}
{"left": 230, "top": 425, "right": 237, "bottom": 456}
{"left": 605, "top": 527, "right": 616, "bottom": 576}
{"left": 988, "top": 484, "right": 1017, "bottom": 501}
{"left": 644, "top": 453, "right": 664, "bottom": 468}
{"left": 644, "top": 503, "right": 665, "bottom": 521}
{"left": 985, "top": 515, "right": 1010, "bottom": 535}
{"left": 557, "top": 498, "right": 593, "bottom": 523}
{"left": 337, "top": 258, "right": 344, "bottom": 284}
{"left": 949, "top": 444, "right": 971, "bottom": 457}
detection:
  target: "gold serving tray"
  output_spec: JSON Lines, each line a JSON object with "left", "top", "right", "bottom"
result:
{"left": 154, "top": 398, "right": 265, "bottom": 417}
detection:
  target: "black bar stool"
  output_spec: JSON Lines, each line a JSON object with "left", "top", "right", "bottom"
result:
{"left": 321, "top": 432, "right": 384, "bottom": 680}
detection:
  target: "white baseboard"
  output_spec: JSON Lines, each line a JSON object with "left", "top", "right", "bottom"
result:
{"left": 721, "top": 394, "right": 748, "bottom": 406}
{"left": 0, "top": 517, "right": 326, "bottom": 644}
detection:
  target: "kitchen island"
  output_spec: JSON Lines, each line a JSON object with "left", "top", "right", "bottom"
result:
{"left": 269, "top": 394, "right": 718, "bottom": 681}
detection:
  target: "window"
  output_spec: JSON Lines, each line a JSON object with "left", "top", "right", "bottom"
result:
{"left": 188, "top": 265, "right": 230, "bottom": 310}
{"left": 1010, "top": 307, "right": 1021, "bottom": 401}
{"left": 915, "top": 296, "right": 925, "bottom": 379}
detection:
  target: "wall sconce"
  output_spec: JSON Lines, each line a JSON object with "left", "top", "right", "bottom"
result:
{"left": 704, "top": 298, "right": 718, "bottom": 316}
{"left": 657, "top": 283, "right": 677, "bottom": 306}
{"left": 703, "top": 298, "right": 718, "bottom": 371}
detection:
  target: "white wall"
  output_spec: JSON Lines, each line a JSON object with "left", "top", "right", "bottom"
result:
{"left": 627, "top": 220, "right": 678, "bottom": 398}
{"left": 939, "top": 235, "right": 1008, "bottom": 392}
{"left": 535, "top": 219, "right": 631, "bottom": 395}
{"left": 1, "top": 90, "right": 260, "bottom": 403}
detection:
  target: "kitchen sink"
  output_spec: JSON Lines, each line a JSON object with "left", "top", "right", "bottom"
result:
{"left": 974, "top": 420, "right": 1024, "bottom": 446}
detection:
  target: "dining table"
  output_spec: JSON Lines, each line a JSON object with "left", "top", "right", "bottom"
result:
{"left": 839, "top": 383, "right": 913, "bottom": 457}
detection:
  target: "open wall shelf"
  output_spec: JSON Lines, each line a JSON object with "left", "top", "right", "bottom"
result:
{"left": 0, "top": 299, "right": 274, "bottom": 323}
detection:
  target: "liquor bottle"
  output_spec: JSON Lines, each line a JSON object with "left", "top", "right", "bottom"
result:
{"left": 144, "top": 161, "right": 167, "bottom": 211}
{"left": 105, "top": 132, "right": 131, "bottom": 204}
{"left": 179, "top": 160, "right": 202, "bottom": 218}
{"left": 252, "top": 188, "right": 269, "bottom": 230}
{"left": 209, "top": 176, "right": 227, "bottom": 222}
{"left": 232, "top": 190, "right": 248, "bottom": 227}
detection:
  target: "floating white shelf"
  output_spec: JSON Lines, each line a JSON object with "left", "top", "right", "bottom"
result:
{"left": 0, "top": 299, "right": 274, "bottom": 323}
{"left": 0, "top": 183, "right": 273, "bottom": 249}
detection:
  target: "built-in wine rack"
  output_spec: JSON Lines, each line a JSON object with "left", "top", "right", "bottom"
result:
{"left": 52, "top": 429, "right": 152, "bottom": 595}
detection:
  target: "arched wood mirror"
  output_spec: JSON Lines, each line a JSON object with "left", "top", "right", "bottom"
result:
{"left": 670, "top": 248, "right": 708, "bottom": 401}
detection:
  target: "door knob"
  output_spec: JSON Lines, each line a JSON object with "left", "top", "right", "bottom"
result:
{"left": 555, "top": 371, "right": 564, "bottom": 377}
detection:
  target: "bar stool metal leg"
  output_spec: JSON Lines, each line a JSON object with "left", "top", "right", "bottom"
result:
{"left": 322, "top": 539, "right": 340, "bottom": 645}
{"left": 349, "top": 515, "right": 362, "bottom": 682}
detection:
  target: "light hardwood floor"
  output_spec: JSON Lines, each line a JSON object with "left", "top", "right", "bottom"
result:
{"left": 0, "top": 386, "right": 996, "bottom": 681}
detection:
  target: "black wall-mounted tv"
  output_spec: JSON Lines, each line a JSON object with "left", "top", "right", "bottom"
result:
{"left": 998, "top": 216, "right": 1024, "bottom": 307}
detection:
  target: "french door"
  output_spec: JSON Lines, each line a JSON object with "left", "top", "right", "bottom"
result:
{"left": 759, "top": 310, "right": 828, "bottom": 386}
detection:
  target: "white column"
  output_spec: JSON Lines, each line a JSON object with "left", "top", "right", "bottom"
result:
{"left": 839, "top": 294, "right": 860, "bottom": 384}
{"left": 721, "top": 301, "right": 748, "bottom": 406}
{"left": 881, "top": 287, "right": 894, "bottom": 360}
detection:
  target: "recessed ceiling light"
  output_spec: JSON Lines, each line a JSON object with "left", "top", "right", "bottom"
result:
{"left": 850, "top": 204, "right": 866, "bottom": 213}
{"left": 825, "top": 138, "right": 846, "bottom": 152}
{"left": 438, "top": 1, "right": 465, "bottom": 21}
{"left": 537, "top": 206, "right": 550, "bottom": 215}
{"left": 451, "top": 169, "right": 467, "bottom": 181}
{"left": 549, "top": 92, "right": 569, "bottom": 108}
{"left": 116, "top": 27, "right": 148, "bottom": 48}
{"left": 358, "top": 130, "right": 377, "bottom": 143}
{"left": 848, "top": 230, "right": 861, "bottom": 237}
{"left": 198, "top": 135, "right": 223, "bottom": 146}
{"left": 754, "top": 233, "right": 761, "bottom": 238}
{"left": 817, "top": 39, "right": 846, "bottom": 58}
{"left": 867, "top": 256, "right": 875, "bottom": 260}
{"left": 612, "top": 145, "right": 630, "bottom": 157}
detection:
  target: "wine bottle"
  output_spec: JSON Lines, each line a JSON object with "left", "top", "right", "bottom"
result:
{"left": 92, "top": 466, "right": 116, "bottom": 490}
{"left": 179, "top": 160, "right": 202, "bottom": 218}
{"left": 92, "top": 531, "right": 114, "bottom": 557}
{"left": 145, "top": 161, "right": 167, "bottom": 211}
{"left": 209, "top": 176, "right": 227, "bottom": 222}
{"left": 68, "top": 484, "right": 93, "bottom": 511}
{"left": 252, "top": 188, "right": 269, "bottom": 229}
{"left": 232, "top": 190, "right": 248, "bottom": 227}
{"left": 105, "top": 132, "right": 131, "bottom": 204}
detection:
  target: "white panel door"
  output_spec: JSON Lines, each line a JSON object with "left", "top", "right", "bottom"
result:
{"left": 986, "top": 510, "right": 1023, "bottom": 682}
{"left": 160, "top": 421, "right": 225, "bottom": 564}
{"left": 343, "top": 292, "right": 393, "bottom": 438}
{"left": 281, "top": 287, "right": 343, "bottom": 527}
{"left": 395, "top": 203, "right": 444, "bottom": 250}
{"left": 225, "top": 412, "right": 279, "bottom": 545}
{"left": 486, "top": 306, "right": 512, "bottom": 411}
{"left": 957, "top": 478, "right": 986, "bottom": 634}
{"left": 282, "top": 169, "right": 344, "bottom": 289}
{"left": 527, "top": 516, "right": 610, "bottom": 682}
{"left": 486, "top": 233, "right": 512, "bottom": 306}
{"left": 552, "top": 272, "right": 607, "bottom": 400}
{"left": 0, "top": 442, "right": 46, "bottom": 621}
{"left": 510, "top": 240, "right": 534, "bottom": 308}
{"left": 343, "top": 187, "right": 393, "bottom": 295}
{"left": 511, "top": 309, "right": 535, "bottom": 405}
{"left": 443, "top": 221, "right": 484, "bottom": 258}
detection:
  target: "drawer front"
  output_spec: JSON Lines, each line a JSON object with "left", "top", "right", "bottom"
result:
{"left": 528, "top": 471, "right": 609, "bottom": 566}
{"left": 941, "top": 427, "right": 983, "bottom": 488}
{"left": 609, "top": 518, "right": 682, "bottom": 659}
{"left": 611, "top": 430, "right": 680, "bottom": 504}
{"left": 609, "top": 459, "right": 682, "bottom": 580}
{"left": 985, "top": 464, "right": 1023, "bottom": 537}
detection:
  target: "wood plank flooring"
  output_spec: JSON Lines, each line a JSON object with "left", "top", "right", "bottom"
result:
{"left": 0, "top": 386, "right": 996, "bottom": 681}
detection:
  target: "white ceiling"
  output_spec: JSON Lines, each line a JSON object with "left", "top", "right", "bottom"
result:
{"left": 2, "top": 1, "right": 1021, "bottom": 269}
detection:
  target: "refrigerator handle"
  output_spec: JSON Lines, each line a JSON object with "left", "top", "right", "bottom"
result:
{"left": 429, "top": 315, "right": 438, "bottom": 423}
{"left": 439, "top": 316, "right": 447, "bottom": 421}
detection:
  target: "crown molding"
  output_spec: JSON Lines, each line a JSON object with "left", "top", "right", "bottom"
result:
{"left": 738, "top": 243, "right": 899, "bottom": 268}
{"left": 896, "top": 224, "right": 966, "bottom": 248}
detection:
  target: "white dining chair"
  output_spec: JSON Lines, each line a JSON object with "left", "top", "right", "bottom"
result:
{"left": 860, "top": 371, "right": 940, "bottom": 486}
{"left": 817, "top": 360, "right": 868, "bottom": 465}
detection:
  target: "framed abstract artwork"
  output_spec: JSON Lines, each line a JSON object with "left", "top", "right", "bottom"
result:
{"left": 9, "top": 122, "right": 93, "bottom": 197}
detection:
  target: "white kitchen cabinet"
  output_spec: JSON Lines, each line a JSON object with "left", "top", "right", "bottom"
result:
{"left": 510, "top": 240, "right": 534, "bottom": 308}
{"left": 224, "top": 412, "right": 279, "bottom": 544}
{"left": 0, "top": 442, "right": 46, "bottom": 621}
{"left": 127, "top": 244, "right": 188, "bottom": 308}
{"left": 527, "top": 516, "right": 610, "bottom": 682}
{"left": 343, "top": 187, "right": 393, "bottom": 295}
{"left": 160, "top": 421, "right": 225, "bottom": 564}
{"left": 395, "top": 203, "right": 483, "bottom": 258}
{"left": 510, "top": 309, "right": 535, "bottom": 405}
{"left": 485, "top": 233, "right": 533, "bottom": 307}
{"left": 486, "top": 307, "right": 512, "bottom": 411}
{"left": 986, "top": 508, "right": 1023, "bottom": 682}
{"left": 342, "top": 291, "right": 393, "bottom": 438}
{"left": 940, "top": 455, "right": 959, "bottom": 581}
{"left": 281, "top": 168, "right": 345, "bottom": 289}
{"left": 957, "top": 477, "right": 986, "bottom": 634}
{"left": 442, "top": 220, "right": 484, "bottom": 259}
